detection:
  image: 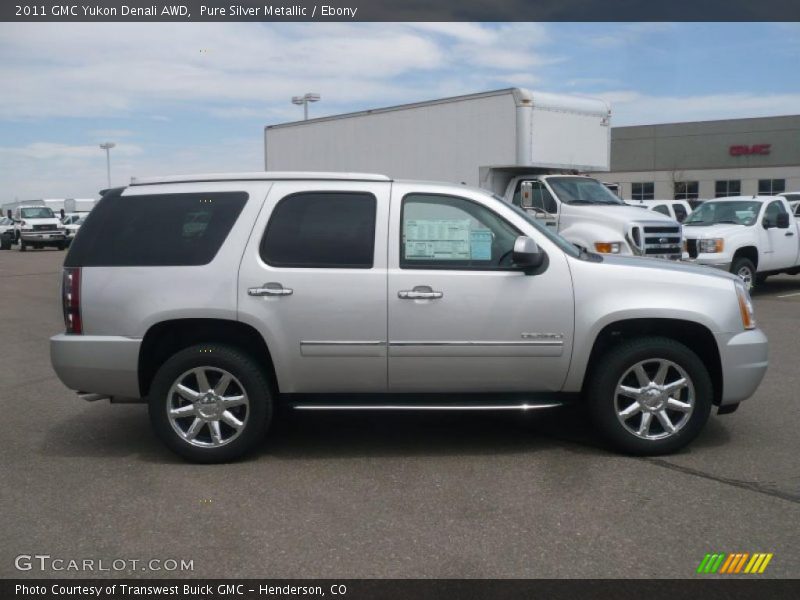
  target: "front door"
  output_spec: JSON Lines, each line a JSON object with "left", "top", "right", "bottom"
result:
{"left": 520, "top": 180, "right": 559, "bottom": 231}
{"left": 387, "top": 184, "right": 575, "bottom": 393}
{"left": 238, "top": 180, "right": 390, "bottom": 393}
{"left": 761, "top": 200, "right": 798, "bottom": 270}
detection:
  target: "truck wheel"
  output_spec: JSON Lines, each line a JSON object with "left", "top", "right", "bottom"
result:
{"left": 57, "top": 241, "right": 66, "bottom": 250}
{"left": 755, "top": 274, "right": 768, "bottom": 285}
{"left": 0, "top": 237, "right": 9, "bottom": 250}
{"left": 731, "top": 257, "right": 756, "bottom": 290}
{"left": 587, "top": 336, "right": 712, "bottom": 455}
{"left": 148, "top": 344, "right": 273, "bottom": 463}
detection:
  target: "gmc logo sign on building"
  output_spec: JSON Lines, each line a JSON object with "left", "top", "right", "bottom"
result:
{"left": 729, "top": 144, "right": 771, "bottom": 156}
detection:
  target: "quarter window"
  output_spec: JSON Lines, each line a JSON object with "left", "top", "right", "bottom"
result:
{"left": 260, "top": 192, "right": 376, "bottom": 269}
{"left": 401, "top": 194, "right": 521, "bottom": 270}
{"left": 64, "top": 191, "right": 247, "bottom": 267}
{"left": 673, "top": 203, "right": 689, "bottom": 223}
{"left": 652, "top": 204, "right": 669, "bottom": 216}
{"left": 632, "top": 182, "right": 654, "bottom": 201}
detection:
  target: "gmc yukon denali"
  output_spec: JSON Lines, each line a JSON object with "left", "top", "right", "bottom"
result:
{"left": 50, "top": 172, "right": 768, "bottom": 462}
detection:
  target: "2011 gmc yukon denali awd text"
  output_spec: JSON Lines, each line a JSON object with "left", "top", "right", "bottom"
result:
{"left": 50, "top": 172, "right": 768, "bottom": 462}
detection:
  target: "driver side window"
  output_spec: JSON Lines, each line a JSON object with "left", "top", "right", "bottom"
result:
{"left": 764, "top": 201, "right": 787, "bottom": 228}
{"left": 401, "top": 194, "right": 521, "bottom": 270}
{"left": 520, "top": 181, "right": 557, "bottom": 214}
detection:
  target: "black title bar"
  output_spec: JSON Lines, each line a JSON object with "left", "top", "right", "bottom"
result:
{"left": 3, "top": 0, "right": 800, "bottom": 22}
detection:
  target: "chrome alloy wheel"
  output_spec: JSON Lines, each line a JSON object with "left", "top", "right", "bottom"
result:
{"left": 614, "top": 359, "right": 695, "bottom": 440}
{"left": 736, "top": 265, "right": 754, "bottom": 290}
{"left": 166, "top": 367, "right": 249, "bottom": 448}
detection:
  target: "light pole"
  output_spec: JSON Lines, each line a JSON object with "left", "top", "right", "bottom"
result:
{"left": 99, "top": 142, "right": 115, "bottom": 188}
{"left": 291, "top": 93, "right": 321, "bottom": 120}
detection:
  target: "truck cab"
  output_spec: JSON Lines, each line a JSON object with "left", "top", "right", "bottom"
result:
{"left": 683, "top": 195, "right": 800, "bottom": 288}
{"left": 506, "top": 174, "right": 683, "bottom": 259}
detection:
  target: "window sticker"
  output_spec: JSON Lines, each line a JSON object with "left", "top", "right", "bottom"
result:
{"left": 469, "top": 229, "right": 493, "bottom": 260}
{"left": 404, "top": 219, "right": 472, "bottom": 260}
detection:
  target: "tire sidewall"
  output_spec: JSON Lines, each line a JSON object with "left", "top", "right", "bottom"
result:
{"left": 148, "top": 344, "right": 273, "bottom": 463}
{"left": 588, "top": 337, "right": 713, "bottom": 455}
{"left": 731, "top": 257, "right": 756, "bottom": 290}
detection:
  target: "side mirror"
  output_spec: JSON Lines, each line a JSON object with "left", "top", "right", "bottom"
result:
{"left": 776, "top": 212, "right": 790, "bottom": 229}
{"left": 512, "top": 236, "right": 545, "bottom": 273}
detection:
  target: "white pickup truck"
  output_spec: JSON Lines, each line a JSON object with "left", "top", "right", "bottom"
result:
{"left": 683, "top": 195, "right": 800, "bottom": 288}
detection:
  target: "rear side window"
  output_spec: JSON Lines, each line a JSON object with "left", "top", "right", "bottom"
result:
{"left": 652, "top": 204, "right": 669, "bottom": 216}
{"left": 260, "top": 192, "right": 376, "bottom": 268}
{"left": 65, "top": 190, "right": 247, "bottom": 267}
{"left": 673, "top": 204, "right": 688, "bottom": 222}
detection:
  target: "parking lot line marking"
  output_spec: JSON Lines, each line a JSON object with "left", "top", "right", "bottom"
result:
{"left": 776, "top": 292, "right": 800, "bottom": 298}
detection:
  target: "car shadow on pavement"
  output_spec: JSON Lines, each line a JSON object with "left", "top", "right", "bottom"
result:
{"left": 752, "top": 276, "right": 800, "bottom": 297}
{"left": 40, "top": 401, "right": 733, "bottom": 464}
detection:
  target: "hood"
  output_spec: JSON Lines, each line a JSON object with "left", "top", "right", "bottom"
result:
{"left": 562, "top": 204, "right": 678, "bottom": 228}
{"left": 600, "top": 254, "right": 739, "bottom": 283}
{"left": 682, "top": 223, "right": 748, "bottom": 239}
{"left": 20, "top": 217, "right": 61, "bottom": 225}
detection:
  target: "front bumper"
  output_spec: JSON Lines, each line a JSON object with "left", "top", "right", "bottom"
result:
{"left": 21, "top": 231, "right": 65, "bottom": 242}
{"left": 714, "top": 328, "right": 768, "bottom": 405}
{"left": 50, "top": 334, "right": 142, "bottom": 398}
{"left": 685, "top": 257, "right": 732, "bottom": 272}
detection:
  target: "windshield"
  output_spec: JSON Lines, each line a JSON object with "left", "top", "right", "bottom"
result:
{"left": 500, "top": 196, "right": 581, "bottom": 258}
{"left": 20, "top": 207, "right": 55, "bottom": 219}
{"left": 546, "top": 177, "right": 625, "bottom": 205}
{"left": 684, "top": 200, "right": 761, "bottom": 227}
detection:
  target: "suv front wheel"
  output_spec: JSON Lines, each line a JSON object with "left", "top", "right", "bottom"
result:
{"left": 148, "top": 344, "right": 273, "bottom": 462}
{"left": 587, "top": 336, "right": 712, "bottom": 455}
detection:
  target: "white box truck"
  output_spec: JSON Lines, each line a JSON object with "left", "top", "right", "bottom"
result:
{"left": 265, "top": 88, "right": 683, "bottom": 259}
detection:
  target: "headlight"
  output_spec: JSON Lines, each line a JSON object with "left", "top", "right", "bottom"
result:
{"left": 699, "top": 238, "right": 724, "bottom": 254}
{"left": 735, "top": 279, "right": 756, "bottom": 330}
{"left": 594, "top": 241, "right": 622, "bottom": 254}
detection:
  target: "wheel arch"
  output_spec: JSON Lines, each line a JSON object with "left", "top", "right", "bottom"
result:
{"left": 732, "top": 246, "right": 759, "bottom": 270}
{"left": 138, "top": 318, "right": 277, "bottom": 398}
{"left": 581, "top": 318, "right": 723, "bottom": 406}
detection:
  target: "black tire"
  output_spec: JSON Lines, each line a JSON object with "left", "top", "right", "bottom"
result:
{"left": 0, "top": 237, "right": 10, "bottom": 250}
{"left": 731, "top": 257, "right": 756, "bottom": 290}
{"left": 755, "top": 274, "right": 768, "bottom": 285}
{"left": 148, "top": 344, "right": 273, "bottom": 463}
{"left": 57, "top": 241, "right": 66, "bottom": 250}
{"left": 586, "top": 336, "right": 713, "bottom": 456}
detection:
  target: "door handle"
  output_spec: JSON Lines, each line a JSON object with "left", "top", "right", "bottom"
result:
{"left": 786, "top": 232, "right": 795, "bottom": 237}
{"left": 248, "top": 282, "right": 293, "bottom": 297}
{"left": 398, "top": 286, "right": 443, "bottom": 300}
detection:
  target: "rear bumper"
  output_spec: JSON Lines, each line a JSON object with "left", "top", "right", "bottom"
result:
{"left": 715, "top": 328, "right": 768, "bottom": 405}
{"left": 50, "top": 334, "right": 141, "bottom": 398}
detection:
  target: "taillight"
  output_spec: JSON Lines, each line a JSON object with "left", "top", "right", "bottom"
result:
{"left": 62, "top": 267, "right": 82, "bottom": 334}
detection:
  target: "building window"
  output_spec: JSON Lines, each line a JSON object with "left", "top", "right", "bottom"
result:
{"left": 674, "top": 181, "right": 699, "bottom": 201}
{"left": 631, "top": 182, "right": 654, "bottom": 201}
{"left": 715, "top": 180, "right": 741, "bottom": 198}
{"left": 758, "top": 179, "right": 786, "bottom": 195}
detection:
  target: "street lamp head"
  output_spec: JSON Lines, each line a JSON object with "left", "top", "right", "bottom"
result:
{"left": 304, "top": 93, "right": 321, "bottom": 103}
{"left": 291, "top": 96, "right": 304, "bottom": 105}
{"left": 99, "top": 142, "right": 116, "bottom": 150}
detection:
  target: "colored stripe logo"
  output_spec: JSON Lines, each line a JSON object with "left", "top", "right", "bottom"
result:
{"left": 697, "top": 552, "right": 773, "bottom": 574}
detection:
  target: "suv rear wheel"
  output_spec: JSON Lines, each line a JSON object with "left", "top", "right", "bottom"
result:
{"left": 587, "top": 336, "right": 712, "bottom": 455}
{"left": 148, "top": 344, "right": 273, "bottom": 463}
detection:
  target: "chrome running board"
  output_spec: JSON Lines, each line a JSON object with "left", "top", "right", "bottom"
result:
{"left": 293, "top": 403, "right": 562, "bottom": 411}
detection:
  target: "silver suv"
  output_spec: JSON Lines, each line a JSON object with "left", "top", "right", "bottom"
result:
{"left": 51, "top": 172, "right": 768, "bottom": 462}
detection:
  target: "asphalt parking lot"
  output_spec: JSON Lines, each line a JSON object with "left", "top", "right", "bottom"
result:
{"left": 1, "top": 248, "right": 799, "bottom": 579}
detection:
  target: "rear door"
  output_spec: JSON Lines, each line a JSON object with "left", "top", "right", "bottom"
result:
{"left": 238, "top": 180, "right": 390, "bottom": 393}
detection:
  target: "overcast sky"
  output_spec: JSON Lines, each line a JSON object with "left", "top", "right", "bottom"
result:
{"left": 1, "top": 22, "right": 799, "bottom": 199}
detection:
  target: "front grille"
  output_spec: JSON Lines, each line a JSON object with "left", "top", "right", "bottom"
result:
{"left": 686, "top": 238, "right": 698, "bottom": 259}
{"left": 640, "top": 225, "right": 682, "bottom": 258}
{"left": 33, "top": 224, "right": 56, "bottom": 231}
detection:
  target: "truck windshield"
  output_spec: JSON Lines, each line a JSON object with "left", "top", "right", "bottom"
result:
{"left": 501, "top": 197, "right": 581, "bottom": 258}
{"left": 547, "top": 177, "right": 625, "bottom": 205}
{"left": 20, "top": 207, "right": 55, "bottom": 219}
{"left": 684, "top": 201, "right": 761, "bottom": 227}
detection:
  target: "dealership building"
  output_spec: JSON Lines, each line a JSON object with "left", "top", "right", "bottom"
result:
{"left": 605, "top": 114, "right": 800, "bottom": 201}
